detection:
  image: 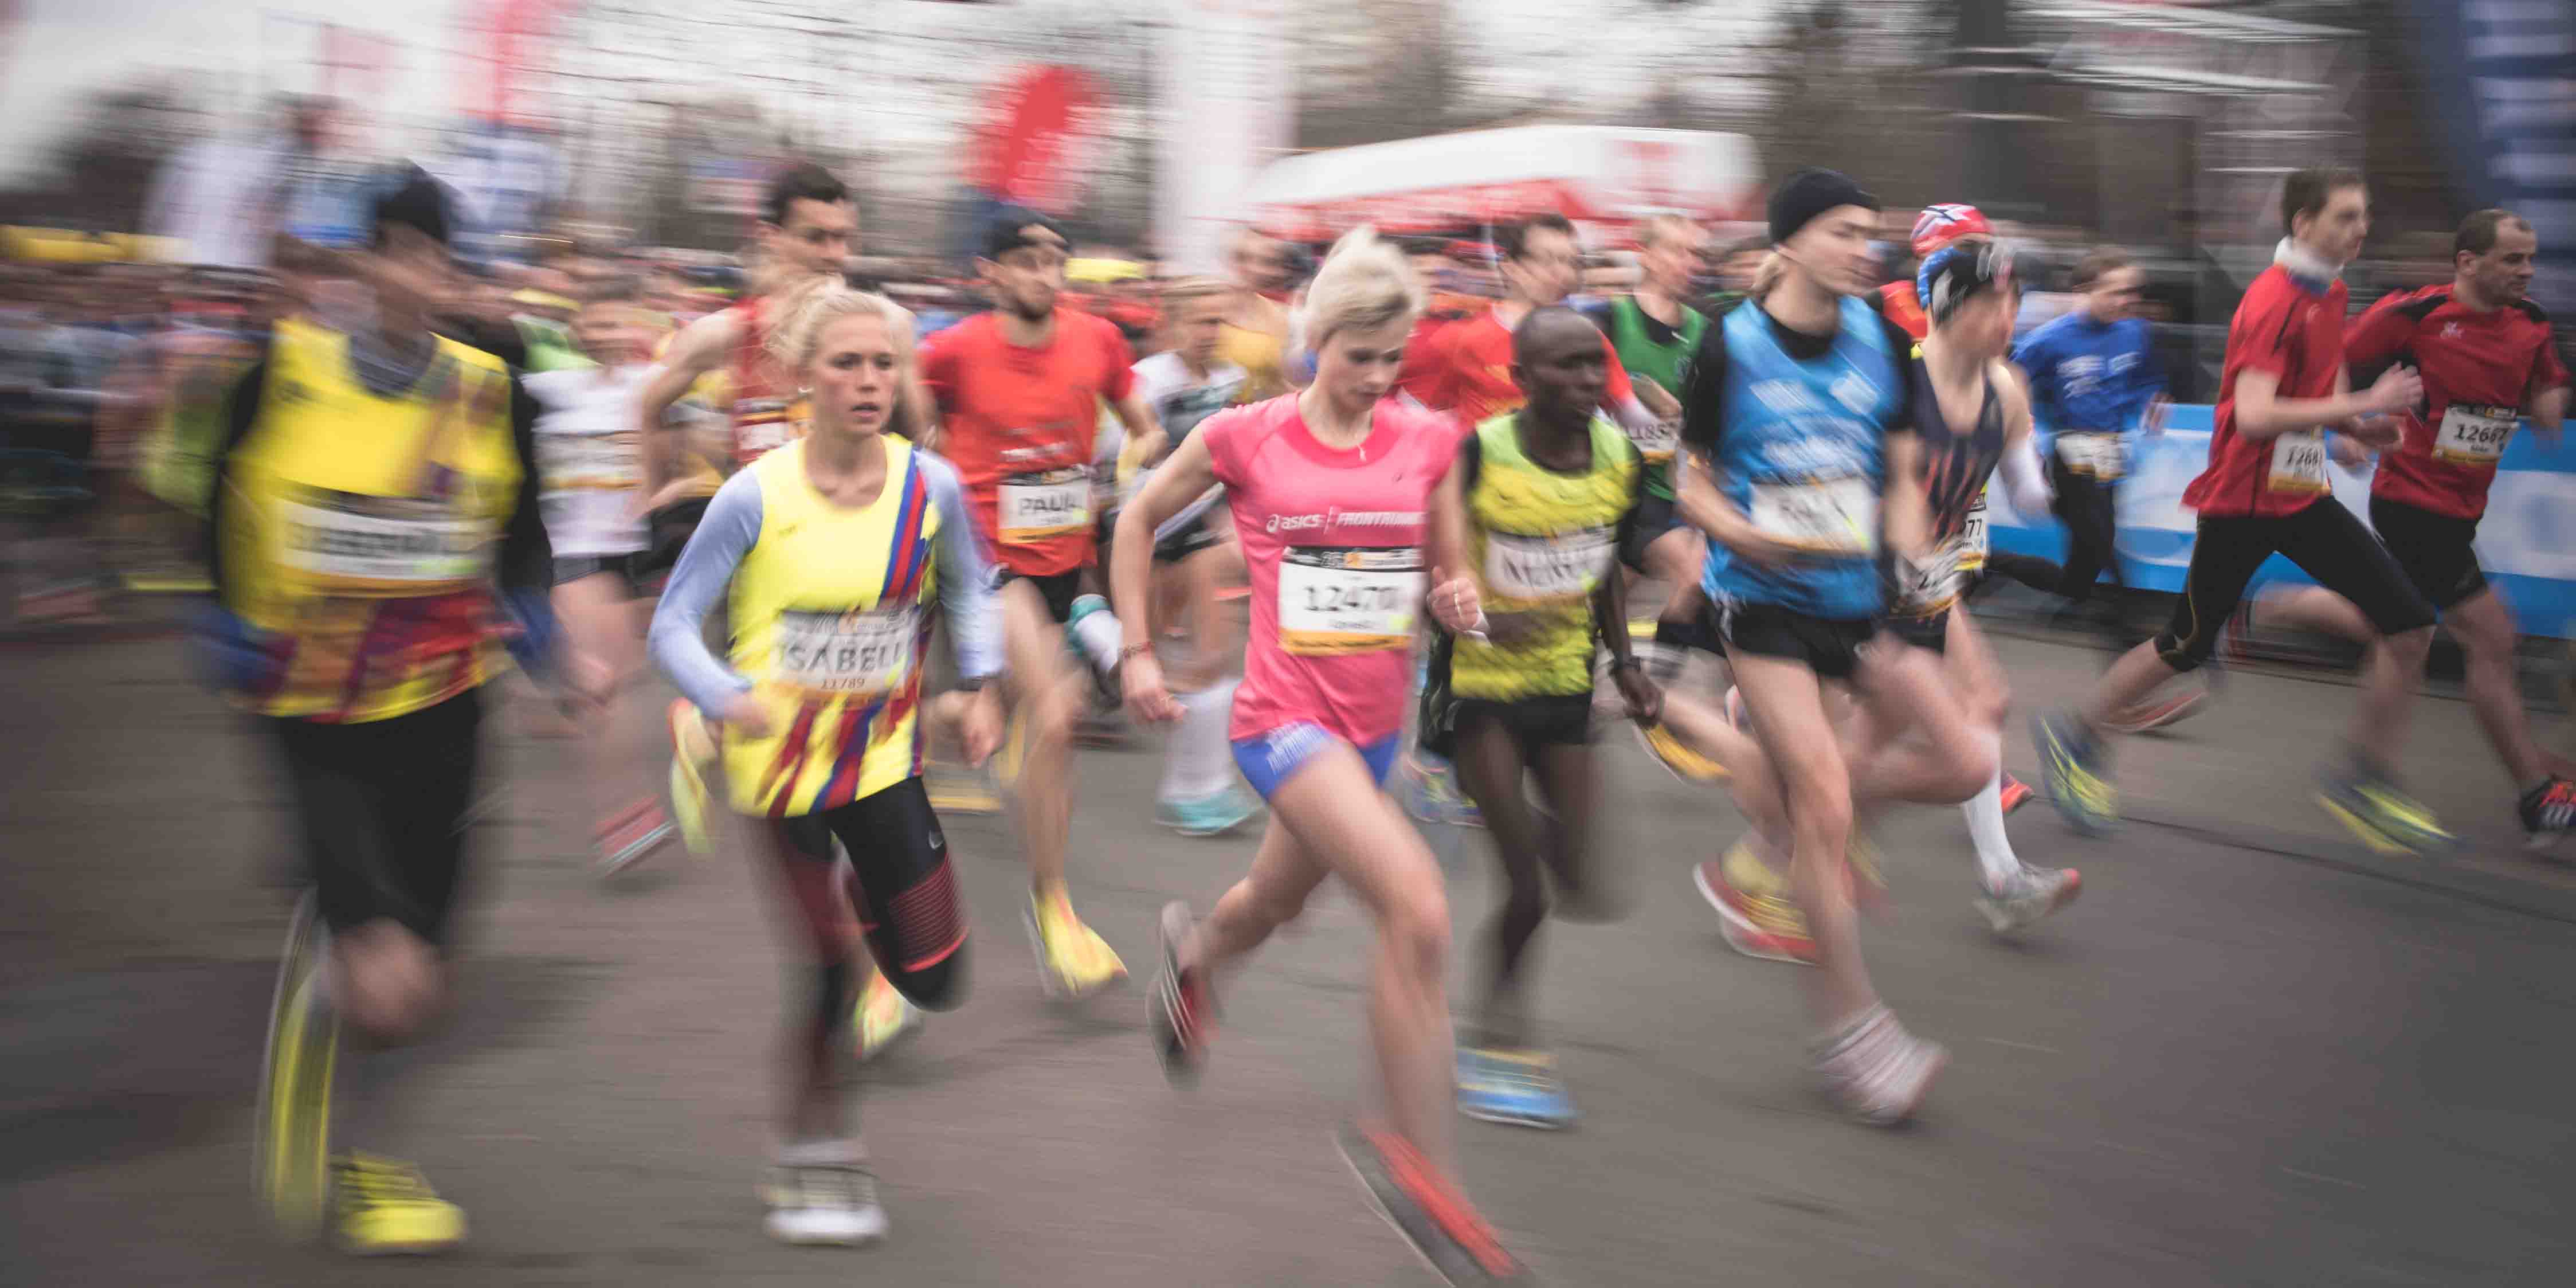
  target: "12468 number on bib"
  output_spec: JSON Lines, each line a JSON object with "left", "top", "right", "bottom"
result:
{"left": 2268, "top": 431, "right": 2329, "bottom": 495}
{"left": 1277, "top": 546, "right": 1422, "bottom": 655}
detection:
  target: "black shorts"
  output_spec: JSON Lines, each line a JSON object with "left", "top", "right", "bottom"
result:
{"left": 1885, "top": 608, "right": 1951, "bottom": 655}
{"left": 2155, "top": 499, "right": 2438, "bottom": 669}
{"left": 1620, "top": 492, "right": 1684, "bottom": 574}
{"left": 269, "top": 688, "right": 483, "bottom": 948}
{"left": 1151, "top": 512, "right": 1222, "bottom": 565}
{"left": 1452, "top": 692, "right": 1596, "bottom": 751}
{"left": 995, "top": 568, "right": 1087, "bottom": 625}
{"left": 1712, "top": 600, "right": 1877, "bottom": 682}
{"left": 637, "top": 496, "right": 712, "bottom": 579}
{"left": 2369, "top": 496, "right": 2488, "bottom": 612}
{"left": 757, "top": 777, "right": 967, "bottom": 1000}
{"left": 552, "top": 553, "right": 643, "bottom": 594}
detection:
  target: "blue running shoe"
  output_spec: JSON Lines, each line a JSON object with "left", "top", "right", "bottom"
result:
{"left": 1155, "top": 785, "right": 1263, "bottom": 837}
{"left": 1401, "top": 751, "right": 1485, "bottom": 829}
{"left": 2032, "top": 710, "right": 2118, "bottom": 837}
{"left": 1455, "top": 1046, "right": 1576, "bottom": 1130}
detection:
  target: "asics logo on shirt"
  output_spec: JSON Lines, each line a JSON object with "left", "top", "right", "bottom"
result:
{"left": 1264, "top": 508, "right": 1424, "bottom": 534}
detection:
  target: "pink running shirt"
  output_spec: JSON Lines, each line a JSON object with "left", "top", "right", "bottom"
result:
{"left": 1202, "top": 393, "right": 1464, "bottom": 746}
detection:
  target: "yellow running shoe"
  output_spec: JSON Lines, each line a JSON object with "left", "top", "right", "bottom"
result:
{"left": 1636, "top": 722, "right": 1730, "bottom": 784}
{"left": 667, "top": 699, "right": 715, "bottom": 856}
{"left": 1692, "top": 842, "right": 1815, "bottom": 965}
{"left": 256, "top": 896, "right": 337, "bottom": 1243}
{"left": 1025, "top": 886, "right": 1127, "bottom": 998}
{"left": 332, "top": 1153, "right": 465, "bottom": 1256}
{"left": 854, "top": 971, "right": 923, "bottom": 1062}
{"left": 923, "top": 761, "right": 1002, "bottom": 815}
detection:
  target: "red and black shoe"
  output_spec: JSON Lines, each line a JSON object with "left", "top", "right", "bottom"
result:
{"left": 1336, "top": 1123, "right": 1531, "bottom": 1285}
{"left": 1150, "top": 901, "right": 1216, "bottom": 1085}
{"left": 1997, "top": 773, "right": 2036, "bottom": 816}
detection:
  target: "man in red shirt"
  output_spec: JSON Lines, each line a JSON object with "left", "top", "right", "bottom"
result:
{"left": 2225, "top": 209, "right": 2573, "bottom": 844}
{"left": 920, "top": 208, "right": 1159, "bottom": 997}
{"left": 2033, "top": 166, "right": 2445, "bottom": 851}
{"left": 1400, "top": 213, "right": 1655, "bottom": 432}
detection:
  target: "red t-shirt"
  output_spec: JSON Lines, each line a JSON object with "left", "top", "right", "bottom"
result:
{"left": 920, "top": 309, "right": 1136, "bottom": 576}
{"left": 1404, "top": 308, "right": 1634, "bottom": 426}
{"left": 2345, "top": 286, "right": 2568, "bottom": 520}
{"left": 727, "top": 297, "right": 804, "bottom": 465}
{"left": 1879, "top": 280, "right": 1930, "bottom": 343}
{"left": 2184, "top": 264, "right": 2349, "bottom": 519}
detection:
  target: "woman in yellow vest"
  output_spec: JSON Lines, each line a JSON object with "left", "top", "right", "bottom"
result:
{"left": 1421, "top": 306, "right": 1660, "bottom": 1132}
{"left": 648, "top": 282, "right": 1003, "bottom": 1247}
{"left": 201, "top": 169, "right": 576, "bottom": 1255}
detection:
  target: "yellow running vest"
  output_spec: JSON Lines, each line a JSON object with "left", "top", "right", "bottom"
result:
{"left": 219, "top": 319, "right": 519, "bottom": 722}
{"left": 720, "top": 437, "right": 943, "bottom": 816}
{"left": 1450, "top": 412, "right": 1640, "bottom": 700}
{"left": 1218, "top": 319, "right": 1288, "bottom": 401}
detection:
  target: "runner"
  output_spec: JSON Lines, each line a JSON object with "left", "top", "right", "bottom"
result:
{"left": 2013, "top": 248, "right": 2181, "bottom": 651}
{"left": 2221, "top": 208, "right": 2573, "bottom": 847}
{"left": 1116, "top": 229, "right": 1530, "bottom": 1285}
{"left": 528, "top": 275, "right": 674, "bottom": 872}
{"left": 2033, "top": 166, "right": 2441, "bottom": 851}
{"left": 1881, "top": 240, "right": 2082, "bottom": 931}
{"left": 1125, "top": 276, "right": 1261, "bottom": 837}
{"left": 1672, "top": 169, "right": 1995, "bottom": 1123}
{"left": 1586, "top": 214, "right": 1711, "bottom": 682}
{"left": 649, "top": 283, "right": 1002, "bottom": 1246}
{"left": 208, "top": 169, "right": 579, "bottom": 1254}
{"left": 919, "top": 206, "right": 1155, "bottom": 999}
{"left": 1419, "top": 305, "right": 1657, "bottom": 1130}
{"left": 1221, "top": 227, "right": 1296, "bottom": 400}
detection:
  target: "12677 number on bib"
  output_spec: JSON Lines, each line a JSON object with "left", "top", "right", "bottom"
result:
{"left": 2433, "top": 403, "right": 2517, "bottom": 466}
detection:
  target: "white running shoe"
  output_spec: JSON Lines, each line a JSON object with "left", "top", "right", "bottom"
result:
{"left": 1974, "top": 865, "right": 2083, "bottom": 934}
{"left": 760, "top": 1139, "right": 888, "bottom": 1246}
{"left": 1812, "top": 1005, "right": 1946, "bottom": 1127}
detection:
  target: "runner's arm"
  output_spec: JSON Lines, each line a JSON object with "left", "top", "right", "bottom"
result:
{"left": 2526, "top": 332, "right": 2568, "bottom": 449}
{"left": 1426, "top": 436, "right": 1479, "bottom": 609}
{"left": 201, "top": 356, "right": 270, "bottom": 609}
{"left": 1993, "top": 360, "right": 2053, "bottom": 515}
{"left": 1592, "top": 453, "right": 1646, "bottom": 670}
{"left": 636, "top": 309, "right": 739, "bottom": 496}
{"left": 495, "top": 375, "right": 554, "bottom": 596}
{"left": 2233, "top": 366, "right": 2415, "bottom": 442}
{"left": 1882, "top": 430, "right": 1932, "bottom": 561}
{"left": 1109, "top": 428, "right": 1220, "bottom": 650}
{"left": 646, "top": 470, "right": 762, "bottom": 713}
{"left": 920, "top": 453, "right": 1003, "bottom": 684}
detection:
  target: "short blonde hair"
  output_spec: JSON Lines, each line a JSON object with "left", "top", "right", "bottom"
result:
{"left": 1293, "top": 226, "right": 1422, "bottom": 350}
{"left": 1637, "top": 213, "right": 1703, "bottom": 254}
{"left": 764, "top": 280, "right": 922, "bottom": 434}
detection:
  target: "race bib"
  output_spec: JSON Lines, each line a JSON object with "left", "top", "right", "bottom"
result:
{"left": 732, "top": 396, "right": 801, "bottom": 460}
{"left": 2268, "top": 430, "right": 2330, "bottom": 495}
{"left": 773, "top": 604, "right": 920, "bottom": 696}
{"left": 1750, "top": 476, "right": 1878, "bottom": 556}
{"left": 1958, "top": 491, "right": 1990, "bottom": 572}
{"left": 1483, "top": 527, "right": 1616, "bottom": 604}
{"left": 998, "top": 468, "right": 1091, "bottom": 544}
{"left": 2056, "top": 431, "right": 2125, "bottom": 481}
{"left": 1893, "top": 545, "right": 1963, "bottom": 618}
{"left": 539, "top": 433, "right": 638, "bottom": 494}
{"left": 2432, "top": 402, "right": 2517, "bottom": 466}
{"left": 1628, "top": 418, "right": 1680, "bottom": 465}
{"left": 278, "top": 491, "right": 483, "bottom": 594}
{"left": 1277, "top": 546, "right": 1422, "bottom": 655}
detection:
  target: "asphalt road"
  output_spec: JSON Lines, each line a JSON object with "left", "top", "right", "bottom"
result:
{"left": 6, "top": 633, "right": 2574, "bottom": 1286}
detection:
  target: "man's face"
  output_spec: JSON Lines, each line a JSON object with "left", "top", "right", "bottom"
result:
{"left": 2085, "top": 267, "right": 2144, "bottom": 322}
{"left": 2294, "top": 183, "right": 2370, "bottom": 266}
{"left": 763, "top": 197, "right": 856, "bottom": 281}
{"left": 573, "top": 302, "right": 654, "bottom": 367}
{"left": 982, "top": 226, "right": 1069, "bottom": 321}
{"left": 1232, "top": 235, "right": 1288, "bottom": 293}
{"left": 1174, "top": 293, "right": 1226, "bottom": 367}
{"left": 1505, "top": 226, "right": 1582, "bottom": 306}
{"left": 366, "top": 226, "right": 454, "bottom": 316}
{"left": 2461, "top": 221, "right": 2538, "bottom": 304}
{"left": 1642, "top": 222, "right": 1706, "bottom": 293}
{"left": 1514, "top": 318, "right": 1609, "bottom": 422}
{"left": 1782, "top": 205, "right": 1880, "bottom": 297}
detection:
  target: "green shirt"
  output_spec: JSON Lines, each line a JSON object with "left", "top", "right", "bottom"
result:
{"left": 1600, "top": 295, "right": 1707, "bottom": 500}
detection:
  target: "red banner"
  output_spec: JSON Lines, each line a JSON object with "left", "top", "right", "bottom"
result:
{"left": 969, "top": 65, "right": 1103, "bottom": 215}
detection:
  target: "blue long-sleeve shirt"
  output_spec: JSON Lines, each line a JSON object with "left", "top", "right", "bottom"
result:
{"left": 2012, "top": 312, "right": 2163, "bottom": 436}
{"left": 648, "top": 451, "right": 1003, "bottom": 714}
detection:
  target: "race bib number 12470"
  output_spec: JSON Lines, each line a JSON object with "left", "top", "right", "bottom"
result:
{"left": 1277, "top": 546, "right": 1423, "bottom": 655}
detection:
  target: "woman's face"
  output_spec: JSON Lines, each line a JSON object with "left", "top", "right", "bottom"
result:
{"left": 805, "top": 312, "right": 902, "bottom": 437}
{"left": 1311, "top": 316, "right": 1413, "bottom": 412}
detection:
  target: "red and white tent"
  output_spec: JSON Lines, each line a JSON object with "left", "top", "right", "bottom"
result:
{"left": 1244, "top": 126, "right": 1762, "bottom": 244}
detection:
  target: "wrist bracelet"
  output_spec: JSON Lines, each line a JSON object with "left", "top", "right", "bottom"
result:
{"left": 1610, "top": 656, "right": 1643, "bottom": 672}
{"left": 1118, "top": 642, "right": 1156, "bottom": 664}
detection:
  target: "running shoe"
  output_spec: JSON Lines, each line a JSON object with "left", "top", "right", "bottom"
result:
{"left": 2521, "top": 777, "right": 2576, "bottom": 851}
{"left": 1997, "top": 773, "right": 2036, "bottom": 816}
{"left": 257, "top": 895, "right": 337, "bottom": 1243}
{"left": 1149, "top": 901, "right": 1215, "bottom": 1085}
{"left": 1811, "top": 1005, "right": 1947, "bottom": 1127}
{"left": 2033, "top": 710, "right": 2118, "bottom": 837}
{"left": 666, "top": 699, "right": 715, "bottom": 856}
{"left": 2100, "top": 689, "right": 2208, "bottom": 735}
{"left": 1636, "top": 721, "right": 1729, "bottom": 784}
{"left": 595, "top": 799, "right": 675, "bottom": 875}
{"left": 854, "top": 972, "right": 922, "bottom": 1063}
{"left": 1973, "top": 864, "right": 2083, "bottom": 934}
{"left": 331, "top": 1153, "right": 465, "bottom": 1255}
{"left": 1692, "top": 844, "right": 1816, "bottom": 965}
{"left": 1335, "top": 1123, "right": 1531, "bottom": 1285}
{"left": 1155, "top": 785, "right": 1263, "bottom": 837}
{"left": 760, "top": 1139, "right": 888, "bottom": 1246}
{"left": 1399, "top": 751, "right": 1486, "bottom": 828}
{"left": 2318, "top": 764, "right": 2456, "bottom": 858}
{"left": 1456, "top": 1047, "right": 1577, "bottom": 1130}
{"left": 1026, "top": 886, "right": 1128, "bottom": 998}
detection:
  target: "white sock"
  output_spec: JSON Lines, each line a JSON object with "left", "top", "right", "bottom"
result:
{"left": 1963, "top": 769, "right": 2021, "bottom": 889}
{"left": 1163, "top": 679, "right": 1238, "bottom": 800}
{"left": 1065, "top": 595, "right": 1123, "bottom": 680}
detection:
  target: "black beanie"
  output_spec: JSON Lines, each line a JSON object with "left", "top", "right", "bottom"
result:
{"left": 1767, "top": 169, "right": 1881, "bottom": 246}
